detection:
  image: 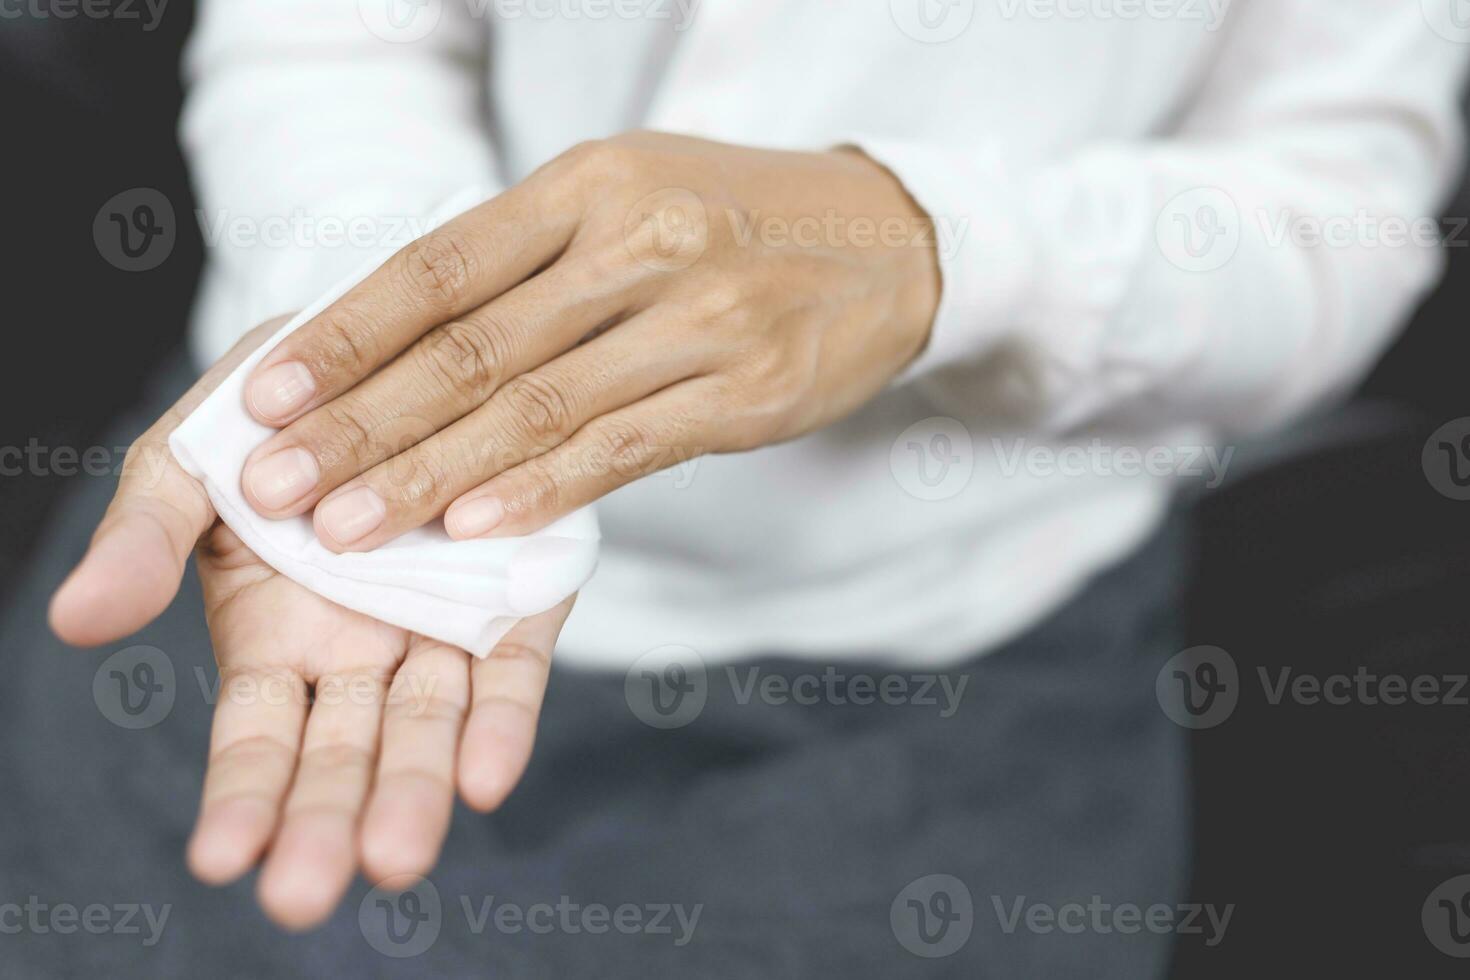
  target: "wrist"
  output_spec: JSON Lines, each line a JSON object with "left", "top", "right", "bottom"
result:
{"left": 831, "top": 147, "right": 942, "bottom": 371}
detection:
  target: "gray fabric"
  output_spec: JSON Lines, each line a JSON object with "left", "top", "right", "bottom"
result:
{"left": 0, "top": 354, "right": 1191, "bottom": 979}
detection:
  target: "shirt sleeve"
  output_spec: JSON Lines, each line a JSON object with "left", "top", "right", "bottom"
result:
{"left": 181, "top": 0, "right": 500, "bottom": 363}
{"left": 853, "top": 0, "right": 1470, "bottom": 436}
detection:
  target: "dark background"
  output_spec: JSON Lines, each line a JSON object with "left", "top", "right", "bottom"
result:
{"left": 4, "top": 4, "right": 1470, "bottom": 974}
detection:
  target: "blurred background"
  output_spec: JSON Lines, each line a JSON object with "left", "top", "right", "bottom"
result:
{"left": 3, "top": 3, "right": 1470, "bottom": 974}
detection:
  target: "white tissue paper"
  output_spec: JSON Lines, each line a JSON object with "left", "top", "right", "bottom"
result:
{"left": 169, "top": 191, "right": 600, "bottom": 657}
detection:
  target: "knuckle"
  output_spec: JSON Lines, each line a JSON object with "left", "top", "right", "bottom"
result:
{"left": 486, "top": 640, "right": 552, "bottom": 671}
{"left": 507, "top": 464, "right": 561, "bottom": 520}
{"left": 598, "top": 420, "right": 655, "bottom": 477}
{"left": 301, "top": 742, "right": 374, "bottom": 772}
{"left": 314, "top": 403, "right": 384, "bottom": 471}
{"left": 723, "top": 412, "right": 779, "bottom": 452}
{"left": 578, "top": 236, "right": 641, "bottom": 282}
{"left": 470, "top": 692, "right": 539, "bottom": 724}
{"left": 213, "top": 731, "right": 296, "bottom": 769}
{"left": 501, "top": 374, "right": 575, "bottom": 446}
{"left": 561, "top": 139, "right": 605, "bottom": 168}
{"left": 752, "top": 354, "right": 811, "bottom": 417}
{"left": 419, "top": 319, "right": 507, "bottom": 400}
{"left": 691, "top": 278, "right": 751, "bottom": 326}
{"left": 620, "top": 190, "right": 711, "bottom": 273}
{"left": 402, "top": 231, "right": 479, "bottom": 309}
{"left": 562, "top": 139, "right": 634, "bottom": 179}
{"left": 388, "top": 451, "right": 454, "bottom": 507}
{"left": 727, "top": 352, "right": 812, "bottom": 448}
{"left": 396, "top": 691, "right": 467, "bottom": 725}
{"left": 303, "top": 311, "right": 379, "bottom": 378}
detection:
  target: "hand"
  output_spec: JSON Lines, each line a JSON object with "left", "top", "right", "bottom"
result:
{"left": 50, "top": 319, "right": 573, "bottom": 930}
{"left": 234, "top": 131, "right": 941, "bottom": 550}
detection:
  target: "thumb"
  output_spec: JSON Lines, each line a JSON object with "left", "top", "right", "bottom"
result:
{"left": 48, "top": 456, "right": 214, "bottom": 647}
{"left": 49, "top": 316, "right": 292, "bottom": 647}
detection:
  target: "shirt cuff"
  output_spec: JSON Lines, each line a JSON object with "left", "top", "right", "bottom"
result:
{"left": 840, "top": 136, "right": 1037, "bottom": 384}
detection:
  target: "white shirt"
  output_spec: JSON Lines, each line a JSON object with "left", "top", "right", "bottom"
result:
{"left": 181, "top": 0, "right": 1468, "bottom": 667}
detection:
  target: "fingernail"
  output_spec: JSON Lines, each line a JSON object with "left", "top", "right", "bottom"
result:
{"left": 318, "top": 486, "right": 387, "bottom": 545}
{"left": 246, "top": 448, "right": 320, "bottom": 510}
{"left": 447, "top": 497, "right": 504, "bottom": 538}
{"left": 248, "top": 362, "right": 315, "bottom": 421}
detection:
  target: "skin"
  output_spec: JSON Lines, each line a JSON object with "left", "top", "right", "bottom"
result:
{"left": 47, "top": 131, "right": 940, "bottom": 930}
{"left": 49, "top": 319, "right": 573, "bottom": 932}
{"left": 235, "top": 132, "right": 942, "bottom": 549}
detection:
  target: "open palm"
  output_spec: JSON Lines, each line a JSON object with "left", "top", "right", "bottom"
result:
{"left": 50, "top": 320, "right": 571, "bottom": 930}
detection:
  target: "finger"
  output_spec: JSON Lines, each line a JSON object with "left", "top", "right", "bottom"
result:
{"left": 256, "top": 666, "right": 392, "bottom": 931}
{"left": 239, "top": 254, "right": 639, "bottom": 521}
{"left": 49, "top": 317, "right": 289, "bottom": 647}
{"left": 243, "top": 179, "right": 584, "bottom": 427}
{"left": 187, "top": 665, "right": 309, "bottom": 886}
{"left": 360, "top": 638, "right": 470, "bottom": 883}
{"left": 446, "top": 379, "right": 717, "bottom": 540}
{"left": 308, "top": 309, "right": 706, "bottom": 551}
{"left": 459, "top": 597, "right": 573, "bottom": 812}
